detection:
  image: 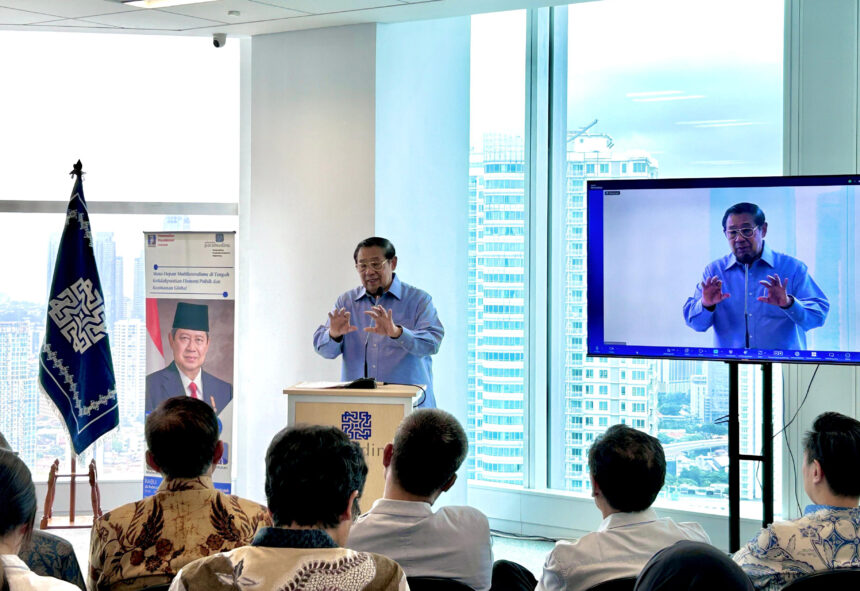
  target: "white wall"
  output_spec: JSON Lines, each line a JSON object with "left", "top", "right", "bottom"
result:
{"left": 236, "top": 24, "right": 377, "bottom": 502}
{"left": 374, "top": 17, "right": 471, "bottom": 504}
{"left": 781, "top": 0, "right": 860, "bottom": 517}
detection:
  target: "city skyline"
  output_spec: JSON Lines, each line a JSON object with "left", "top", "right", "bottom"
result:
{"left": 0, "top": 216, "right": 196, "bottom": 478}
{"left": 467, "top": 128, "right": 771, "bottom": 513}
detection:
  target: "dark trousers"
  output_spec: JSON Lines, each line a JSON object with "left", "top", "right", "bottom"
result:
{"left": 491, "top": 560, "right": 538, "bottom": 591}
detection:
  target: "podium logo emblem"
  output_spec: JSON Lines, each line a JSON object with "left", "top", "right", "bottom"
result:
{"left": 342, "top": 411, "right": 372, "bottom": 440}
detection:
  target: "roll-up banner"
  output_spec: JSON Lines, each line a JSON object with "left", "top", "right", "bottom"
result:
{"left": 143, "top": 232, "right": 235, "bottom": 495}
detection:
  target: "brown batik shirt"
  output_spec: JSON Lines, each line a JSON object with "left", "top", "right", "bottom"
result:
{"left": 88, "top": 476, "right": 272, "bottom": 591}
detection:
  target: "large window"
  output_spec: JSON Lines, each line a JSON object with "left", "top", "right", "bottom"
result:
{"left": 0, "top": 32, "right": 239, "bottom": 480}
{"left": 468, "top": 10, "right": 528, "bottom": 485}
{"left": 468, "top": 0, "right": 784, "bottom": 519}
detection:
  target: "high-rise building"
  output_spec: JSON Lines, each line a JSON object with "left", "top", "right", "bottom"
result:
{"left": 0, "top": 321, "right": 39, "bottom": 466}
{"left": 467, "top": 126, "right": 764, "bottom": 499}
{"left": 467, "top": 129, "right": 661, "bottom": 488}
{"left": 113, "top": 319, "right": 146, "bottom": 426}
{"left": 133, "top": 255, "right": 145, "bottom": 321}
{"left": 469, "top": 133, "right": 527, "bottom": 485}
{"left": 561, "top": 131, "right": 659, "bottom": 492}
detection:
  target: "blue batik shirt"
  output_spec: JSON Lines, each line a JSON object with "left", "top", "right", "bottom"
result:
{"left": 313, "top": 274, "right": 444, "bottom": 408}
{"left": 683, "top": 243, "right": 829, "bottom": 349}
{"left": 733, "top": 505, "right": 860, "bottom": 591}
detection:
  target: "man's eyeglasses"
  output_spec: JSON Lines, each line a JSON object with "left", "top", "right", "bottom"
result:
{"left": 355, "top": 259, "right": 389, "bottom": 272}
{"left": 724, "top": 226, "right": 759, "bottom": 240}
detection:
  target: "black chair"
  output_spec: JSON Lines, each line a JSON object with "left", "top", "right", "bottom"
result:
{"left": 781, "top": 568, "right": 860, "bottom": 590}
{"left": 584, "top": 577, "right": 637, "bottom": 591}
{"left": 406, "top": 576, "right": 476, "bottom": 591}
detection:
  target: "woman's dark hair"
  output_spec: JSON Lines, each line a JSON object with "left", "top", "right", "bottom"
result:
{"left": 0, "top": 449, "right": 37, "bottom": 591}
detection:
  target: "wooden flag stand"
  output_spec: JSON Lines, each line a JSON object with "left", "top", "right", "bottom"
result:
{"left": 40, "top": 453, "right": 103, "bottom": 530}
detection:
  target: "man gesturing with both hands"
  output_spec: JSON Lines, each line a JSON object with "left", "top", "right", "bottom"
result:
{"left": 313, "top": 237, "right": 444, "bottom": 407}
{"left": 684, "top": 202, "right": 829, "bottom": 350}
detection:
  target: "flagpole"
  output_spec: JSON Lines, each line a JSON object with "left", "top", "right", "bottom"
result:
{"left": 69, "top": 450, "right": 77, "bottom": 524}
{"left": 67, "top": 161, "right": 82, "bottom": 525}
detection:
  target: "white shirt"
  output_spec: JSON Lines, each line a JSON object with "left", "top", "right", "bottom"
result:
{"left": 536, "top": 509, "right": 711, "bottom": 591}
{"left": 347, "top": 498, "right": 493, "bottom": 591}
{"left": 177, "top": 370, "right": 203, "bottom": 399}
{"left": 0, "top": 555, "right": 79, "bottom": 591}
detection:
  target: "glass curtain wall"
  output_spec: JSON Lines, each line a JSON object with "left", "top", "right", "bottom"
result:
{"left": 0, "top": 32, "right": 239, "bottom": 480}
{"left": 469, "top": 0, "right": 785, "bottom": 520}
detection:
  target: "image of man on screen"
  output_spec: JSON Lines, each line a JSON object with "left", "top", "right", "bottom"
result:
{"left": 683, "top": 202, "right": 829, "bottom": 350}
{"left": 146, "top": 301, "right": 233, "bottom": 415}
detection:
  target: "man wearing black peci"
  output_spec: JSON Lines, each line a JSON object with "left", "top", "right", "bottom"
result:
{"left": 146, "top": 302, "right": 233, "bottom": 415}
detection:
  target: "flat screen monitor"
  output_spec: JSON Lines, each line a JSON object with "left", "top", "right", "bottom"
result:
{"left": 587, "top": 174, "right": 860, "bottom": 363}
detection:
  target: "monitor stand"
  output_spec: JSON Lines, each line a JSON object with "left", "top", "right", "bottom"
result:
{"left": 726, "top": 361, "right": 774, "bottom": 552}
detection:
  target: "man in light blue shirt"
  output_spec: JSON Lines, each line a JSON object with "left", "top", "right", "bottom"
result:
{"left": 313, "top": 237, "right": 444, "bottom": 408}
{"left": 684, "top": 202, "right": 829, "bottom": 350}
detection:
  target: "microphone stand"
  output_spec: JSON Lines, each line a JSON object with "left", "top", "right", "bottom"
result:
{"left": 363, "top": 288, "right": 384, "bottom": 379}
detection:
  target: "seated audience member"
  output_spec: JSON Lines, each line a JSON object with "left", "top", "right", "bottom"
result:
{"left": 733, "top": 411, "right": 860, "bottom": 590}
{"left": 19, "top": 530, "right": 84, "bottom": 591}
{"left": 634, "top": 541, "right": 753, "bottom": 591}
{"left": 88, "top": 397, "right": 271, "bottom": 591}
{"left": 168, "top": 425, "right": 407, "bottom": 591}
{"left": 532, "top": 425, "right": 710, "bottom": 591}
{"left": 348, "top": 409, "right": 492, "bottom": 590}
{"left": 0, "top": 449, "right": 79, "bottom": 590}
{"left": 0, "top": 433, "right": 85, "bottom": 591}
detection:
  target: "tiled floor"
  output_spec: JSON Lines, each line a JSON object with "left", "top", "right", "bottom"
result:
{"left": 491, "top": 534, "right": 555, "bottom": 577}
{"left": 57, "top": 528, "right": 556, "bottom": 581}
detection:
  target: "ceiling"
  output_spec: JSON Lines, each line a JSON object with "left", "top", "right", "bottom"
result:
{"left": 0, "top": 0, "right": 568, "bottom": 37}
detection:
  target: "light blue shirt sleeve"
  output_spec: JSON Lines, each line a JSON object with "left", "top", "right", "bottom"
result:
{"left": 779, "top": 265, "right": 828, "bottom": 331}
{"left": 683, "top": 273, "right": 716, "bottom": 333}
{"left": 393, "top": 292, "right": 444, "bottom": 357}
{"left": 312, "top": 296, "right": 347, "bottom": 359}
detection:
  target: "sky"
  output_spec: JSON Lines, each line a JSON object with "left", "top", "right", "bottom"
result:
{"left": 470, "top": 0, "right": 784, "bottom": 178}
{"left": 0, "top": 31, "right": 240, "bottom": 303}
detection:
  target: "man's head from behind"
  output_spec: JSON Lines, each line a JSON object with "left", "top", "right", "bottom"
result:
{"left": 589, "top": 424, "right": 665, "bottom": 514}
{"left": 265, "top": 425, "right": 367, "bottom": 535}
{"left": 803, "top": 411, "right": 860, "bottom": 504}
{"left": 145, "top": 397, "right": 221, "bottom": 479}
{"left": 168, "top": 302, "right": 210, "bottom": 380}
{"left": 386, "top": 409, "right": 468, "bottom": 501}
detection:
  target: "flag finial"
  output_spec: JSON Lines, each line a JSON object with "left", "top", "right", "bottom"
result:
{"left": 70, "top": 160, "right": 83, "bottom": 178}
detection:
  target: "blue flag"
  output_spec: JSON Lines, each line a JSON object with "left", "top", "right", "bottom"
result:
{"left": 39, "top": 162, "right": 118, "bottom": 455}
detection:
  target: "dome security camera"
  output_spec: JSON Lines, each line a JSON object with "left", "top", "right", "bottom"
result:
{"left": 213, "top": 33, "right": 227, "bottom": 48}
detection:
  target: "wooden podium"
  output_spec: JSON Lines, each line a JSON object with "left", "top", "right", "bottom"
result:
{"left": 283, "top": 383, "right": 420, "bottom": 510}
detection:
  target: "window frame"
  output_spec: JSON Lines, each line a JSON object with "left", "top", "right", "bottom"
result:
{"left": 466, "top": 3, "right": 786, "bottom": 547}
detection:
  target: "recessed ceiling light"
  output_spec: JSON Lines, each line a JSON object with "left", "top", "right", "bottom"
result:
{"left": 122, "top": 0, "right": 218, "bottom": 8}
